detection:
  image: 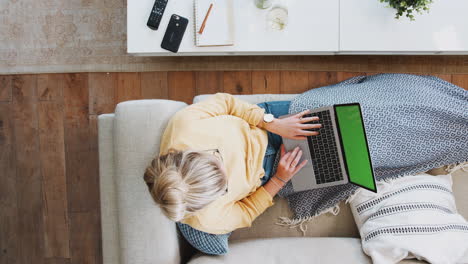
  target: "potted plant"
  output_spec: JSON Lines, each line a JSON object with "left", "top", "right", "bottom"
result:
{"left": 380, "top": 0, "right": 433, "bottom": 20}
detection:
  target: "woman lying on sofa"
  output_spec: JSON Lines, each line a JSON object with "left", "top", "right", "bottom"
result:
{"left": 143, "top": 93, "right": 314, "bottom": 252}
{"left": 142, "top": 74, "right": 468, "bottom": 259}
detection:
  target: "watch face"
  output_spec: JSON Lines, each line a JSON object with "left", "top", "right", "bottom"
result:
{"left": 265, "top": 114, "right": 274, "bottom": 122}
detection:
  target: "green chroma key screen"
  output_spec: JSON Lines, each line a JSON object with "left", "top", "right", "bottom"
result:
{"left": 334, "top": 104, "right": 377, "bottom": 192}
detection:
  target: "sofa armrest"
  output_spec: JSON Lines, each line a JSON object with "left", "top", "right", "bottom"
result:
{"left": 98, "top": 114, "right": 121, "bottom": 264}
{"left": 113, "top": 99, "right": 188, "bottom": 264}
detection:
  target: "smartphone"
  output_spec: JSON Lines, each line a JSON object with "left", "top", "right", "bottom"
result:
{"left": 161, "top": 14, "right": 188, "bottom": 53}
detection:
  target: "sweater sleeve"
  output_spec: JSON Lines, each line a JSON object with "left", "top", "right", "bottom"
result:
{"left": 176, "top": 93, "right": 265, "bottom": 126}
{"left": 180, "top": 186, "right": 274, "bottom": 234}
{"left": 229, "top": 186, "right": 275, "bottom": 228}
{"left": 218, "top": 187, "right": 275, "bottom": 233}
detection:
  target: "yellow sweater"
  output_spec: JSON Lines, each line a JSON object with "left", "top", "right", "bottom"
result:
{"left": 159, "top": 93, "right": 274, "bottom": 234}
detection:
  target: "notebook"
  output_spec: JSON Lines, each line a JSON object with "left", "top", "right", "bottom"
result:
{"left": 194, "top": 0, "right": 234, "bottom": 47}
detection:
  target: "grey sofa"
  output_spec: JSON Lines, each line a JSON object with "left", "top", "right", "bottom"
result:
{"left": 98, "top": 94, "right": 468, "bottom": 264}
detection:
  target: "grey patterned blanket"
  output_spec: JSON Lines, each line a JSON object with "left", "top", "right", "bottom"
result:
{"left": 275, "top": 74, "right": 468, "bottom": 224}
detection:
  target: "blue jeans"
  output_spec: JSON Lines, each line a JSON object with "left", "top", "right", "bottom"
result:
{"left": 256, "top": 101, "right": 291, "bottom": 186}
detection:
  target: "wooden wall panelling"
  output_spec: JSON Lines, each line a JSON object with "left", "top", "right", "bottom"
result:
{"left": 63, "top": 73, "right": 91, "bottom": 156}
{"left": 280, "top": 71, "right": 310, "bottom": 94}
{"left": 116, "top": 73, "right": 141, "bottom": 104}
{"left": 223, "top": 71, "right": 252, "bottom": 94}
{"left": 0, "top": 75, "right": 12, "bottom": 101}
{"left": 363, "top": 56, "right": 393, "bottom": 74}
{"left": 336, "top": 72, "right": 364, "bottom": 82}
{"left": 140, "top": 72, "right": 169, "bottom": 99}
{"left": 44, "top": 257, "right": 71, "bottom": 264}
{"left": 37, "top": 74, "right": 64, "bottom": 101}
{"left": 195, "top": 71, "right": 223, "bottom": 95}
{"left": 12, "top": 75, "right": 45, "bottom": 264}
{"left": 168, "top": 71, "right": 196, "bottom": 104}
{"left": 0, "top": 102, "right": 18, "bottom": 264}
{"left": 38, "top": 90, "right": 70, "bottom": 258}
{"left": 308, "top": 71, "right": 338, "bottom": 89}
{"left": 252, "top": 71, "right": 280, "bottom": 94}
{"left": 69, "top": 212, "right": 101, "bottom": 264}
{"left": 452, "top": 75, "right": 468, "bottom": 90}
{"left": 63, "top": 73, "right": 101, "bottom": 264}
{"left": 365, "top": 72, "right": 384, "bottom": 76}
{"left": 433, "top": 74, "right": 452, "bottom": 83}
{"left": 63, "top": 73, "right": 98, "bottom": 212}
{"left": 88, "top": 73, "right": 117, "bottom": 115}
{"left": 387, "top": 56, "right": 428, "bottom": 74}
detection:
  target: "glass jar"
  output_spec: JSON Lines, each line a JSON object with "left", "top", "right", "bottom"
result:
{"left": 267, "top": 5, "right": 288, "bottom": 31}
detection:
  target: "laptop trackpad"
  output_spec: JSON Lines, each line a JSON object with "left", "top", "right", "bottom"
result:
{"left": 282, "top": 138, "right": 313, "bottom": 168}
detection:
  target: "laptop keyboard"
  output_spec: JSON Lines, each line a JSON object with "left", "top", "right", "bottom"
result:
{"left": 305, "top": 110, "right": 344, "bottom": 184}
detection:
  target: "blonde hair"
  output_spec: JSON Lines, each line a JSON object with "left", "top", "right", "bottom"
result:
{"left": 144, "top": 148, "right": 228, "bottom": 222}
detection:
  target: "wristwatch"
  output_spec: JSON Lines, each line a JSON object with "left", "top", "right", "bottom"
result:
{"left": 263, "top": 113, "right": 275, "bottom": 123}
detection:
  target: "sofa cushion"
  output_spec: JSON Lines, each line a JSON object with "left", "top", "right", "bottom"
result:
{"left": 349, "top": 172, "right": 468, "bottom": 264}
{"left": 188, "top": 237, "right": 372, "bottom": 264}
{"left": 177, "top": 222, "right": 231, "bottom": 255}
{"left": 98, "top": 114, "right": 121, "bottom": 264}
{"left": 449, "top": 167, "right": 468, "bottom": 218}
{"left": 231, "top": 199, "right": 359, "bottom": 240}
{"left": 113, "top": 99, "right": 188, "bottom": 264}
{"left": 229, "top": 167, "right": 468, "bottom": 242}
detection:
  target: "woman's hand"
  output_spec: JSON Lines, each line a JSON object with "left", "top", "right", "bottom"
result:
{"left": 263, "top": 144, "right": 308, "bottom": 197}
{"left": 263, "top": 110, "right": 322, "bottom": 140}
{"left": 275, "top": 144, "right": 308, "bottom": 182}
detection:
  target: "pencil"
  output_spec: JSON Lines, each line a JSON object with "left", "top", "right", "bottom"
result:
{"left": 198, "top": 3, "right": 213, "bottom": 34}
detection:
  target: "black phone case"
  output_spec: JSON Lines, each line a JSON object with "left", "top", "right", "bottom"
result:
{"left": 161, "top": 14, "right": 188, "bottom": 53}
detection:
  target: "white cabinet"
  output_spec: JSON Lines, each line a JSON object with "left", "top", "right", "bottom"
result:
{"left": 340, "top": 0, "right": 468, "bottom": 53}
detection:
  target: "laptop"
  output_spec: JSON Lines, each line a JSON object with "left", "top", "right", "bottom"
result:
{"left": 279, "top": 103, "right": 377, "bottom": 193}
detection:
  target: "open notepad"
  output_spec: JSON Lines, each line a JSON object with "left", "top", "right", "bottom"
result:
{"left": 194, "top": 0, "right": 234, "bottom": 47}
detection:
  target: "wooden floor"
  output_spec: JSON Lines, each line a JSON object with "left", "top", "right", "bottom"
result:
{"left": 0, "top": 71, "right": 467, "bottom": 264}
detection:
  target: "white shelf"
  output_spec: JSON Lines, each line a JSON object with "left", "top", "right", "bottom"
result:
{"left": 127, "top": 0, "right": 468, "bottom": 55}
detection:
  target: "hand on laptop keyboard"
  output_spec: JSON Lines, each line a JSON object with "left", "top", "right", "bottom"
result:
{"left": 265, "top": 110, "right": 321, "bottom": 140}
